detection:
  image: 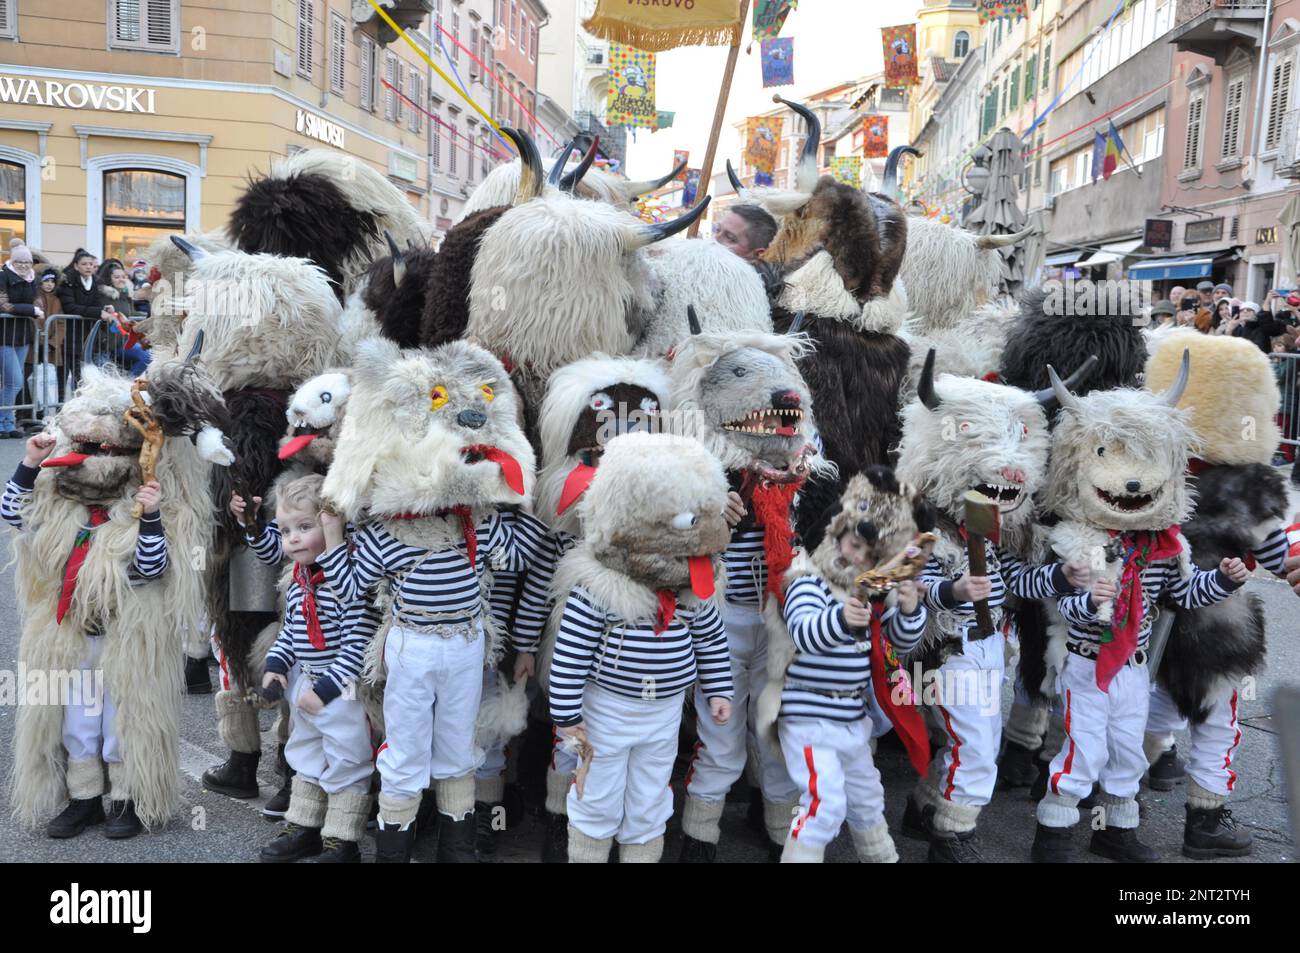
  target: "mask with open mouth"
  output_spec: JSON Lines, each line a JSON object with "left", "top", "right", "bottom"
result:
{"left": 278, "top": 370, "right": 351, "bottom": 468}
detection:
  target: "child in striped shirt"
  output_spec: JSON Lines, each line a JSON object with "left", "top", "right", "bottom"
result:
{"left": 256, "top": 474, "right": 378, "bottom": 865}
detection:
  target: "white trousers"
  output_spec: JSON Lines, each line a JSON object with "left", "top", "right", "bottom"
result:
{"left": 780, "top": 717, "right": 884, "bottom": 849}
{"left": 285, "top": 667, "right": 374, "bottom": 796}
{"left": 62, "top": 636, "right": 120, "bottom": 765}
{"left": 931, "top": 635, "right": 1003, "bottom": 807}
{"left": 1148, "top": 680, "right": 1243, "bottom": 798}
{"left": 686, "top": 601, "right": 798, "bottom": 803}
{"left": 1146, "top": 681, "right": 1189, "bottom": 736}
{"left": 1045, "top": 653, "right": 1149, "bottom": 802}
{"left": 378, "top": 624, "right": 486, "bottom": 801}
{"left": 565, "top": 682, "right": 681, "bottom": 845}
{"left": 476, "top": 667, "right": 508, "bottom": 782}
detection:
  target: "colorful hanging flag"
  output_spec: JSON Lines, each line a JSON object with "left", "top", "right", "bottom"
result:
{"left": 745, "top": 114, "right": 784, "bottom": 185}
{"left": 681, "top": 168, "right": 702, "bottom": 207}
{"left": 860, "top": 114, "right": 889, "bottom": 159}
{"left": 1103, "top": 120, "right": 1124, "bottom": 180}
{"left": 881, "top": 24, "right": 919, "bottom": 89}
{"left": 1090, "top": 131, "right": 1106, "bottom": 183}
{"left": 753, "top": 0, "right": 797, "bottom": 41}
{"left": 976, "top": 0, "right": 1029, "bottom": 23}
{"left": 673, "top": 150, "right": 690, "bottom": 180}
{"left": 607, "top": 44, "right": 657, "bottom": 129}
{"left": 760, "top": 36, "right": 794, "bottom": 88}
{"left": 830, "top": 156, "right": 862, "bottom": 188}
{"left": 584, "top": 0, "right": 742, "bottom": 52}
{"left": 655, "top": 110, "right": 676, "bottom": 129}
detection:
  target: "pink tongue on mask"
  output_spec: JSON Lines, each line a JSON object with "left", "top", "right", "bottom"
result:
{"left": 688, "top": 555, "right": 715, "bottom": 599}
{"left": 41, "top": 452, "right": 90, "bottom": 468}
{"left": 278, "top": 433, "right": 319, "bottom": 461}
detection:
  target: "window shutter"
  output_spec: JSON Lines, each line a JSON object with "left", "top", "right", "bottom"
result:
{"left": 115, "top": 0, "right": 141, "bottom": 42}
{"left": 452, "top": 10, "right": 460, "bottom": 62}
{"left": 1222, "top": 77, "right": 1244, "bottom": 159}
{"left": 396, "top": 60, "right": 404, "bottom": 121}
{"left": 145, "top": 0, "right": 173, "bottom": 46}
{"left": 0, "top": 0, "right": 12, "bottom": 36}
{"left": 330, "top": 16, "right": 346, "bottom": 95}
{"left": 433, "top": 111, "right": 442, "bottom": 170}
{"left": 1026, "top": 55, "right": 1037, "bottom": 95}
{"left": 297, "top": 0, "right": 314, "bottom": 79}
{"left": 385, "top": 54, "right": 397, "bottom": 121}
{"left": 1010, "top": 66, "right": 1021, "bottom": 109}
{"left": 1184, "top": 95, "right": 1203, "bottom": 169}
{"left": 360, "top": 37, "right": 374, "bottom": 111}
{"left": 1267, "top": 57, "right": 1293, "bottom": 150}
{"left": 470, "top": 26, "right": 480, "bottom": 79}
{"left": 1041, "top": 42, "right": 1051, "bottom": 92}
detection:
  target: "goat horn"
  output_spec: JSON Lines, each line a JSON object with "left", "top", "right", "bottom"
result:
{"left": 1161, "top": 349, "right": 1191, "bottom": 407}
{"left": 385, "top": 231, "right": 406, "bottom": 286}
{"left": 625, "top": 159, "right": 689, "bottom": 200}
{"left": 788, "top": 311, "right": 806, "bottom": 335}
{"left": 503, "top": 127, "right": 543, "bottom": 204}
{"left": 882, "top": 145, "right": 922, "bottom": 199}
{"left": 726, "top": 159, "right": 746, "bottom": 195}
{"left": 184, "top": 328, "right": 205, "bottom": 364}
{"left": 559, "top": 136, "right": 599, "bottom": 193}
{"left": 687, "top": 304, "right": 702, "bottom": 336}
{"left": 1034, "top": 355, "right": 1097, "bottom": 409}
{"left": 1047, "top": 363, "right": 1082, "bottom": 412}
{"left": 625, "top": 195, "right": 711, "bottom": 250}
{"left": 170, "top": 235, "right": 206, "bottom": 262}
{"left": 547, "top": 138, "right": 580, "bottom": 187}
{"left": 975, "top": 224, "right": 1037, "bottom": 249}
{"left": 774, "top": 95, "right": 821, "bottom": 194}
{"left": 917, "top": 348, "right": 941, "bottom": 411}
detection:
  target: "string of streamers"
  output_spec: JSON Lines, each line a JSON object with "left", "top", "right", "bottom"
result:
{"left": 434, "top": 23, "right": 512, "bottom": 152}
{"left": 381, "top": 79, "right": 512, "bottom": 162}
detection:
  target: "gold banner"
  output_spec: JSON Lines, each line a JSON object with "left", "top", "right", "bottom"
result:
{"left": 584, "top": 0, "right": 743, "bottom": 52}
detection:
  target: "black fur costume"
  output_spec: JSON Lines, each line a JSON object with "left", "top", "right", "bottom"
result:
{"left": 362, "top": 246, "right": 440, "bottom": 348}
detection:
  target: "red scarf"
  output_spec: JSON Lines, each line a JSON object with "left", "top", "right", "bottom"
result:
{"left": 56, "top": 506, "right": 111, "bottom": 624}
{"left": 743, "top": 473, "right": 801, "bottom": 608}
{"left": 293, "top": 563, "right": 327, "bottom": 650}
{"left": 389, "top": 506, "right": 478, "bottom": 568}
{"left": 654, "top": 589, "right": 677, "bottom": 634}
{"left": 1097, "top": 526, "right": 1183, "bottom": 692}
{"left": 868, "top": 597, "right": 930, "bottom": 776}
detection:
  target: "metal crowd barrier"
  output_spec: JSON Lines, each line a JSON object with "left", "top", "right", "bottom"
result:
{"left": 0, "top": 315, "right": 40, "bottom": 432}
{"left": 1273, "top": 351, "right": 1300, "bottom": 451}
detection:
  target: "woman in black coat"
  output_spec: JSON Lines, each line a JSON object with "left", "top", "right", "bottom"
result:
{"left": 0, "top": 244, "right": 41, "bottom": 436}
{"left": 56, "top": 248, "right": 115, "bottom": 390}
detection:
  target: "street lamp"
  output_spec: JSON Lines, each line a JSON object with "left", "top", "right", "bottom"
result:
{"left": 962, "top": 143, "right": 993, "bottom": 198}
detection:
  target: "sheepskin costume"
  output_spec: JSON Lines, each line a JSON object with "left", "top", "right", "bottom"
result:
{"left": 460, "top": 152, "right": 685, "bottom": 220}
{"left": 136, "top": 229, "right": 233, "bottom": 358}
{"left": 10, "top": 365, "right": 217, "bottom": 829}
{"left": 277, "top": 369, "right": 352, "bottom": 476}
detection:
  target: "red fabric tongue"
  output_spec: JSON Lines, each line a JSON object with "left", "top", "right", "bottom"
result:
{"left": 463, "top": 445, "right": 526, "bottom": 497}
{"left": 278, "top": 433, "right": 319, "bottom": 461}
{"left": 688, "top": 555, "right": 715, "bottom": 599}
{"left": 774, "top": 425, "right": 797, "bottom": 437}
{"left": 41, "top": 452, "right": 90, "bottom": 469}
{"left": 557, "top": 462, "right": 597, "bottom": 515}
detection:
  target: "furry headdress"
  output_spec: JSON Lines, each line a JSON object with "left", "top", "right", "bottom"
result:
{"left": 460, "top": 153, "right": 685, "bottom": 219}
{"left": 277, "top": 369, "right": 352, "bottom": 471}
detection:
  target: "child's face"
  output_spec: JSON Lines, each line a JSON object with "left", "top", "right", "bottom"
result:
{"left": 278, "top": 504, "right": 326, "bottom": 566}
{"left": 838, "top": 532, "right": 872, "bottom": 568}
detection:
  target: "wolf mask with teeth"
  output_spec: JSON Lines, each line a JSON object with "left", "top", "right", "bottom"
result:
{"left": 277, "top": 369, "right": 352, "bottom": 473}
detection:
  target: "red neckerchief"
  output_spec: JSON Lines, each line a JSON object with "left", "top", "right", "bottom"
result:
{"left": 389, "top": 506, "right": 478, "bottom": 568}
{"left": 741, "top": 471, "right": 802, "bottom": 608}
{"left": 1098, "top": 526, "right": 1183, "bottom": 692}
{"left": 654, "top": 589, "right": 677, "bottom": 634}
{"left": 293, "top": 563, "right": 327, "bottom": 650}
{"left": 57, "top": 505, "right": 110, "bottom": 624}
{"left": 868, "top": 597, "right": 930, "bottom": 775}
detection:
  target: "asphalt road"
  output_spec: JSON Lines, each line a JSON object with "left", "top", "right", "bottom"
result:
{"left": 0, "top": 436, "right": 1295, "bottom": 864}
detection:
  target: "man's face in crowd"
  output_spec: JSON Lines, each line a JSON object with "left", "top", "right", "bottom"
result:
{"left": 714, "top": 211, "right": 765, "bottom": 261}
{"left": 1213, "top": 288, "right": 1229, "bottom": 302}
{"left": 1198, "top": 288, "right": 1213, "bottom": 305}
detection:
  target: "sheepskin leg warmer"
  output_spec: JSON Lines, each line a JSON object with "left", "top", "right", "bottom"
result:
{"left": 764, "top": 798, "right": 799, "bottom": 846}
{"left": 1143, "top": 730, "right": 1176, "bottom": 767}
{"left": 66, "top": 757, "right": 105, "bottom": 800}
{"left": 619, "top": 836, "right": 664, "bottom": 864}
{"left": 545, "top": 766, "right": 571, "bottom": 816}
{"left": 1186, "top": 778, "right": 1227, "bottom": 811}
{"left": 1037, "top": 792, "right": 1080, "bottom": 829}
{"left": 322, "top": 790, "right": 372, "bottom": 842}
{"left": 1004, "top": 701, "right": 1050, "bottom": 751}
{"left": 932, "top": 799, "right": 981, "bottom": 834}
{"left": 681, "top": 795, "right": 724, "bottom": 845}
{"left": 377, "top": 793, "right": 420, "bottom": 830}
{"left": 1095, "top": 790, "right": 1140, "bottom": 830}
{"left": 435, "top": 773, "right": 476, "bottom": 820}
{"left": 850, "top": 820, "right": 899, "bottom": 863}
{"left": 781, "top": 837, "right": 825, "bottom": 863}
{"left": 215, "top": 690, "right": 261, "bottom": 754}
{"left": 567, "top": 826, "right": 612, "bottom": 863}
{"left": 285, "top": 777, "right": 328, "bottom": 829}
{"left": 475, "top": 773, "right": 505, "bottom": 805}
{"left": 106, "top": 762, "right": 129, "bottom": 803}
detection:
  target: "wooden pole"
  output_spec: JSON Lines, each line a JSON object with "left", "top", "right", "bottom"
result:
{"left": 687, "top": 0, "right": 751, "bottom": 238}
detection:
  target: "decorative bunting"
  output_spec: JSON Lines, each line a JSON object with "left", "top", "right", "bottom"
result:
{"left": 655, "top": 110, "right": 676, "bottom": 129}
{"left": 607, "top": 44, "right": 657, "bottom": 129}
{"left": 745, "top": 114, "right": 784, "bottom": 186}
{"left": 860, "top": 114, "right": 889, "bottom": 159}
{"left": 673, "top": 150, "right": 690, "bottom": 181}
{"left": 682, "top": 168, "right": 703, "bottom": 207}
{"left": 881, "top": 24, "right": 919, "bottom": 89}
{"left": 753, "top": 0, "right": 797, "bottom": 41}
{"left": 830, "top": 156, "right": 862, "bottom": 188}
{"left": 760, "top": 36, "right": 794, "bottom": 88}
{"left": 584, "top": 0, "right": 742, "bottom": 52}
{"left": 977, "top": 0, "right": 1029, "bottom": 23}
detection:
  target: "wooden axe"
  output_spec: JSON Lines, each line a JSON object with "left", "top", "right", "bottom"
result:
{"left": 963, "top": 490, "right": 1001, "bottom": 638}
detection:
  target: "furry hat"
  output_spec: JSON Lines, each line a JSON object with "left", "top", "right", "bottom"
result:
{"left": 278, "top": 369, "right": 352, "bottom": 471}
{"left": 322, "top": 337, "right": 535, "bottom": 521}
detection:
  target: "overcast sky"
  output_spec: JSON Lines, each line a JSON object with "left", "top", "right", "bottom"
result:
{"left": 620, "top": 3, "right": 926, "bottom": 181}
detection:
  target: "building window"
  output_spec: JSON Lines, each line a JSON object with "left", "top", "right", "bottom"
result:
{"left": 1010, "top": 65, "right": 1021, "bottom": 109}
{"left": 954, "top": 31, "right": 969, "bottom": 59}
{"left": 296, "top": 0, "right": 315, "bottom": 79}
{"left": 109, "top": 0, "right": 179, "bottom": 53}
{"left": 1222, "top": 75, "right": 1245, "bottom": 160}
{"left": 1026, "top": 53, "right": 1038, "bottom": 96}
{"left": 470, "top": 24, "right": 480, "bottom": 80}
{"left": 1041, "top": 42, "right": 1051, "bottom": 92}
{"left": 329, "top": 14, "right": 346, "bottom": 96}
{"left": 1183, "top": 93, "right": 1204, "bottom": 170}
{"left": 449, "top": 110, "right": 459, "bottom": 176}
{"left": 1266, "top": 55, "right": 1293, "bottom": 151}
{"left": 102, "top": 168, "right": 185, "bottom": 262}
{"left": 0, "top": 0, "right": 17, "bottom": 41}
{"left": 411, "top": 70, "right": 424, "bottom": 133}
{"left": 510, "top": 1, "right": 517, "bottom": 41}
{"left": 360, "top": 35, "right": 376, "bottom": 111}
{"left": 1033, "top": 131, "right": 1044, "bottom": 188}
{"left": 0, "top": 160, "right": 25, "bottom": 246}
{"left": 466, "top": 121, "right": 476, "bottom": 184}
{"left": 385, "top": 53, "right": 398, "bottom": 121}
{"left": 452, "top": 10, "right": 460, "bottom": 63}
{"left": 432, "top": 106, "right": 442, "bottom": 170}
{"left": 481, "top": 131, "right": 490, "bottom": 179}
{"left": 530, "top": 23, "right": 538, "bottom": 61}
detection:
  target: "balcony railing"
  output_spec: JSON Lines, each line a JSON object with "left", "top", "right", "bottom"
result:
{"left": 1176, "top": 0, "right": 1267, "bottom": 24}
{"left": 1170, "top": 0, "right": 1268, "bottom": 63}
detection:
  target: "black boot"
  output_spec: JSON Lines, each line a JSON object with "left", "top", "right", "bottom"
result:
{"left": 414, "top": 789, "right": 438, "bottom": 841}
{"left": 1029, "top": 757, "right": 1051, "bottom": 801}
{"left": 927, "top": 829, "right": 985, "bottom": 863}
{"left": 1183, "top": 805, "right": 1252, "bottom": 859}
{"left": 1030, "top": 823, "right": 1076, "bottom": 863}
{"left": 475, "top": 801, "right": 501, "bottom": 857}
{"left": 1090, "top": 825, "right": 1158, "bottom": 862}
{"left": 901, "top": 797, "right": 935, "bottom": 841}
{"left": 1146, "top": 746, "right": 1186, "bottom": 792}
{"left": 436, "top": 812, "right": 479, "bottom": 863}
{"left": 258, "top": 823, "right": 323, "bottom": 862}
{"left": 46, "top": 798, "right": 105, "bottom": 839}
{"left": 746, "top": 786, "right": 766, "bottom": 837}
{"left": 678, "top": 834, "right": 718, "bottom": 863}
{"left": 541, "top": 812, "right": 569, "bottom": 863}
{"left": 104, "top": 800, "right": 143, "bottom": 840}
{"left": 202, "top": 750, "right": 260, "bottom": 799}
{"left": 999, "top": 741, "right": 1042, "bottom": 788}
{"left": 316, "top": 837, "right": 361, "bottom": 863}
{"left": 185, "top": 655, "right": 213, "bottom": 694}
{"left": 374, "top": 822, "right": 416, "bottom": 863}
{"left": 262, "top": 745, "right": 293, "bottom": 819}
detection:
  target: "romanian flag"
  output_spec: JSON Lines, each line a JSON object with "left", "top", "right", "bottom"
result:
{"left": 1103, "top": 120, "right": 1123, "bottom": 180}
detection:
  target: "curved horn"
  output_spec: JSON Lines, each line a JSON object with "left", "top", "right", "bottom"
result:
{"left": 774, "top": 95, "right": 821, "bottom": 193}
{"left": 787, "top": 311, "right": 806, "bottom": 335}
{"left": 559, "top": 136, "right": 599, "bottom": 193}
{"left": 975, "top": 224, "right": 1037, "bottom": 249}
{"left": 687, "top": 304, "right": 702, "bottom": 336}
{"left": 1046, "top": 364, "right": 1082, "bottom": 413}
{"left": 169, "top": 235, "right": 207, "bottom": 262}
{"left": 1034, "top": 354, "right": 1098, "bottom": 409}
{"left": 385, "top": 230, "right": 406, "bottom": 286}
{"left": 882, "top": 145, "right": 922, "bottom": 198}
{"left": 183, "top": 328, "right": 205, "bottom": 364}
{"left": 503, "top": 127, "right": 543, "bottom": 204}
{"left": 625, "top": 159, "right": 689, "bottom": 200}
{"left": 547, "top": 138, "right": 580, "bottom": 187}
{"left": 1160, "top": 348, "right": 1191, "bottom": 407}
{"left": 726, "top": 159, "right": 746, "bottom": 195}
{"left": 917, "top": 348, "right": 941, "bottom": 411}
{"left": 625, "top": 195, "right": 711, "bottom": 250}
{"left": 82, "top": 316, "right": 103, "bottom": 368}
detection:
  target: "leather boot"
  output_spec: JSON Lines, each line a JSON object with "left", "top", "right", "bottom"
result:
{"left": 104, "top": 800, "right": 143, "bottom": 840}
{"left": 262, "top": 744, "right": 293, "bottom": 819}
{"left": 901, "top": 796, "right": 935, "bottom": 841}
{"left": 927, "top": 828, "right": 985, "bottom": 863}
{"left": 316, "top": 837, "right": 362, "bottom": 863}
{"left": 46, "top": 798, "right": 105, "bottom": 839}
{"left": 678, "top": 834, "right": 718, "bottom": 863}
{"left": 259, "top": 823, "right": 323, "bottom": 862}
{"left": 1183, "top": 805, "right": 1252, "bottom": 859}
{"left": 1146, "top": 746, "right": 1186, "bottom": 792}
{"left": 436, "top": 812, "right": 479, "bottom": 863}
{"left": 185, "top": 655, "right": 213, "bottom": 694}
{"left": 1030, "top": 822, "right": 1076, "bottom": 863}
{"left": 475, "top": 801, "right": 501, "bottom": 857}
{"left": 999, "top": 740, "right": 1042, "bottom": 788}
{"left": 202, "top": 749, "right": 260, "bottom": 799}
{"left": 541, "top": 811, "right": 569, "bottom": 863}
{"left": 1090, "top": 825, "right": 1158, "bottom": 863}
{"left": 374, "top": 822, "right": 416, "bottom": 864}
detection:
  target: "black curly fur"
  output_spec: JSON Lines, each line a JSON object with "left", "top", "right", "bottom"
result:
{"left": 145, "top": 362, "right": 234, "bottom": 440}
{"left": 420, "top": 207, "right": 510, "bottom": 348}
{"left": 1158, "top": 463, "right": 1287, "bottom": 722}
{"left": 228, "top": 171, "right": 379, "bottom": 303}
{"left": 363, "top": 246, "right": 440, "bottom": 348}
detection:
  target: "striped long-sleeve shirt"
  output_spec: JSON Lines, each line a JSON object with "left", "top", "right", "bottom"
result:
{"left": 318, "top": 508, "right": 549, "bottom": 628}
{"left": 250, "top": 520, "right": 283, "bottom": 565}
{"left": 1057, "top": 559, "right": 1240, "bottom": 649}
{"left": 721, "top": 526, "right": 767, "bottom": 607}
{"left": 2, "top": 462, "right": 169, "bottom": 580}
{"left": 263, "top": 567, "right": 384, "bottom": 704}
{"left": 920, "top": 540, "right": 1073, "bottom": 639}
{"left": 512, "top": 529, "right": 577, "bottom": 653}
{"left": 1249, "top": 525, "right": 1291, "bottom": 576}
{"left": 780, "top": 575, "right": 927, "bottom": 722}
{"left": 548, "top": 587, "right": 734, "bottom": 726}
